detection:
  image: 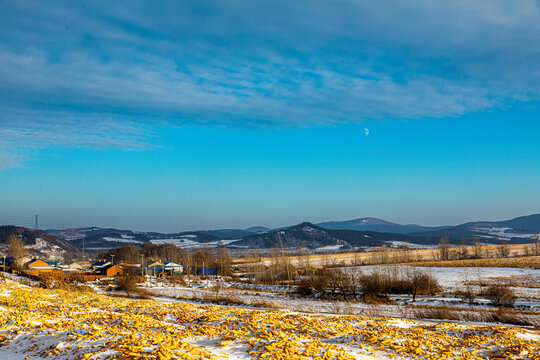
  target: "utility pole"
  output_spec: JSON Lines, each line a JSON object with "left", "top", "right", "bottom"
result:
{"left": 141, "top": 253, "right": 145, "bottom": 277}
{"left": 111, "top": 254, "right": 115, "bottom": 265}
{"left": 34, "top": 214, "right": 39, "bottom": 230}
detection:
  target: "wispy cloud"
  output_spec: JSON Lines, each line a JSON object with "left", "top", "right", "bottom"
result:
{"left": 1, "top": 0, "right": 540, "bottom": 167}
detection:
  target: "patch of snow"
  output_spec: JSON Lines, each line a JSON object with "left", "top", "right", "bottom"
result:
{"left": 102, "top": 237, "right": 142, "bottom": 244}
{"left": 473, "top": 226, "right": 537, "bottom": 239}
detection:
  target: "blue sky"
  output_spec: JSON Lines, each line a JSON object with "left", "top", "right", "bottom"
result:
{"left": 1, "top": 0, "right": 540, "bottom": 232}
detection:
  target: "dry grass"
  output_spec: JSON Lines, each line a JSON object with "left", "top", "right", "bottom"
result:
{"left": 156, "top": 290, "right": 278, "bottom": 309}
{"left": 406, "top": 256, "right": 540, "bottom": 269}
{"left": 463, "top": 274, "right": 540, "bottom": 288}
{"left": 39, "top": 276, "right": 95, "bottom": 293}
{"left": 406, "top": 305, "right": 540, "bottom": 328}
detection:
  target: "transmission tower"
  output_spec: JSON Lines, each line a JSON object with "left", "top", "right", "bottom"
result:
{"left": 34, "top": 214, "right": 39, "bottom": 230}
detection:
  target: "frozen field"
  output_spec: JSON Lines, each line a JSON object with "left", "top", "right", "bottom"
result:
{"left": 1, "top": 278, "right": 539, "bottom": 360}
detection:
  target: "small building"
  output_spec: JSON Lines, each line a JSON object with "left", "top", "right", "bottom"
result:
{"left": 78, "top": 261, "right": 91, "bottom": 269}
{"left": 26, "top": 259, "right": 53, "bottom": 271}
{"left": 91, "top": 260, "right": 112, "bottom": 269}
{"left": 164, "top": 261, "right": 183, "bottom": 274}
{"left": 67, "top": 262, "right": 84, "bottom": 270}
{"left": 147, "top": 261, "right": 164, "bottom": 276}
{"left": 97, "top": 264, "right": 123, "bottom": 277}
{"left": 18, "top": 256, "right": 33, "bottom": 266}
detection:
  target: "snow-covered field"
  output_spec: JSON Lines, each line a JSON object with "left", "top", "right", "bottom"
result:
{"left": 1, "top": 278, "right": 539, "bottom": 360}
{"left": 151, "top": 237, "right": 241, "bottom": 249}
{"left": 353, "top": 266, "right": 540, "bottom": 299}
{"left": 474, "top": 226, "right": 538, "bottom": 239}
{"left": 145, "top": 265, "right": 540, "bottom": 317}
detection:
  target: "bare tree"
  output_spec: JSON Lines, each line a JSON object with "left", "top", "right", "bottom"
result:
{"left": 180, "top": 250, "right": 193, "bottom": 275}
{"left": 115, "top": 274, "right": 140, "bottom": 298}
{"left": 497, "top": 238, "right": 509, "bottom": 258}
{"left": 193, "top": 246, "right": 214, "bottom": 275}
{"left": 216, "top": 246, "right": 232, "bottom": 276}
{"left": 472, "top": 236, "right": 482, "bottom": 259}
{"left": 7, "top": 234, "right": 27, "bottom": 259}
{"left": 439, "top": 237, "right": 450, "bottom": 261}
{"left": 531, "top": 234, "right": 539, "bottom": 256}
{"left": 458, "top": 237, "right": 468, "bottom": 260}
{"left": 409, "top": 269, "right": 439, "bottom": 301}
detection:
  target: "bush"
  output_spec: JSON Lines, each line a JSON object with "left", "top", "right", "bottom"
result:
{"left": 481, "top": 286, "right": 516, "bottom": 307}
{"left": 454, "top": 287, "right": 476, "bottom": 305}
{"left": 169, "top": 274, "right": 187, "bottom": 286}
{"left": 115, "top": 275, "right": 140, "bottom": 298}
{"left": 359, "top": 268, "right": 441, "bottom": 301}
{"left": 296, "top": 278, "right": 313, "bottom": 296}
{"left": 408, "top": 271, "right": 441, "bottom": 301}
{"left": 295, "top": 270, "right": 330, "bottom": 297}
{"left": 360, "top": 272, "right": 389, "bottom": 297}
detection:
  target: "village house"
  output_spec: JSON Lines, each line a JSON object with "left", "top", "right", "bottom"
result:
{"left": 26, "top": 258, "right": 53, "bottom": 271}
{"left": 164, "top": 261, "right": 183, "bottom": 274}
{"left": 96, "top": 264, "right": 123, "bottom": 277}
{"left": 18, "top": 255, "right": 33, "bottom": 266}
{"left": 91, "top": 260, "right": 112, "bottom": 269}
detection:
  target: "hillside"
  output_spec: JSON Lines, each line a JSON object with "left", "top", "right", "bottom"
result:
{"left": 231, "top": 222, "right": 438, "bottom": 250}
{"left": 49, "top": 227, "right": 226, "bottom": 251}
{"left": 0, "top": 225, "right": 80, "bottom": 260}
{"left": 318, "top": 214, "right": 540, "bottom": 243}
{"left": 412, "top": 214, "right": 540, "bottom": 242}
{"left": 317, "top": 217, "right": 449, "bottom": 234}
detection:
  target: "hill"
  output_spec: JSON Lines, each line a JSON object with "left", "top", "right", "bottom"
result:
{"left": 411, "top": 214, "right": 540, "bottom": 243}
{"left": 0, "top": 225, "right": 80, "bottom": 260}
{"left": 317, "top": 217, "right": 449, "bottom": 234}
{"left": 48, "top": 227, "right": 229, "bottom": 252}
{"left": 231, "top": 222, "right": 439, "bottom": 250}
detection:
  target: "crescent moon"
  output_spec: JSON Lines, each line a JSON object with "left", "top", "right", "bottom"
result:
{"left": 364, "top": 128, "right": 369, "bottom": 136}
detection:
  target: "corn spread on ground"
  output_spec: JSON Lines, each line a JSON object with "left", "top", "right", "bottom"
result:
{"left": 0, "top": 279, "right": 538, "bottom": 360}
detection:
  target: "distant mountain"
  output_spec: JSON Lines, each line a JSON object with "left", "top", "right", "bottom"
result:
{"left": 199, "top": 229, "right": 255, "bottom": 239}
{"left": 245, "top": 226, "right": 270, "bottom": 233}
{"left": 231, "top": 222, "right": 439, "bottom": 250}
{"left": 49, "top": 227, "right": 227, "bottom": 252}
{"left": 0, "top": 225, "right": 80, "bottom": 260}
{"left": 495, "top": 213, "right": 540, "bottom": 233}
{"left": 47, "top": 213, "right": 540, "bottom": 252}
{"left": 317, "top": 217, "right": 449, "bottom": 234}
{"left": 412, "top": 214, "right": 540, "bottom": 243}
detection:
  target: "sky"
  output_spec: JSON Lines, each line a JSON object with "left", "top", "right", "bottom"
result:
{"left": 1, "top": 0, "right": 540, "bottom": 232}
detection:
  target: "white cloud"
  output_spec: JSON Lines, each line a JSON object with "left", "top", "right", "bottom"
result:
{"left": 1, "top": 0, "right": 540, "bottom": 168}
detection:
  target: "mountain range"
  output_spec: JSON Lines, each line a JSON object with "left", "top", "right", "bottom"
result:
{"left": 2, "top": 213, "right": 538, "bottom": 259}
{"left": 41, "top": 213, "right": 540, "bottom": 254}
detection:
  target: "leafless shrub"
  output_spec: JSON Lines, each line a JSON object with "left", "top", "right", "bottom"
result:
{"left": 115, "top": 275, "right": 141, "bottom": 298}
{"left": 481, "top": 285, "right": 516, "bottom": 307}
{"left": 169, "top": 274, "right": 187, "bottom": 286}
{"left": 454, "top": 287, "right": 477, "bottom": 305}
{"left": 408, "top": 270, "right": 441, "bottom": 301}
{"left": 360, "top": 271, "right": 389, "bottom": 298}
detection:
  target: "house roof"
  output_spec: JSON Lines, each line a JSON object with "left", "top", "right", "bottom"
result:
{"left": 91, "top": 260, "right": 111, "bottom": 268}
{"left": 26, "top": 259, "right": 52, "bottom": 268}
{"left": 101, "top": 264, "right": 121, "bottom": 271}
{"left": 148, "top": 261, "right": 164, "bottom": 267}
